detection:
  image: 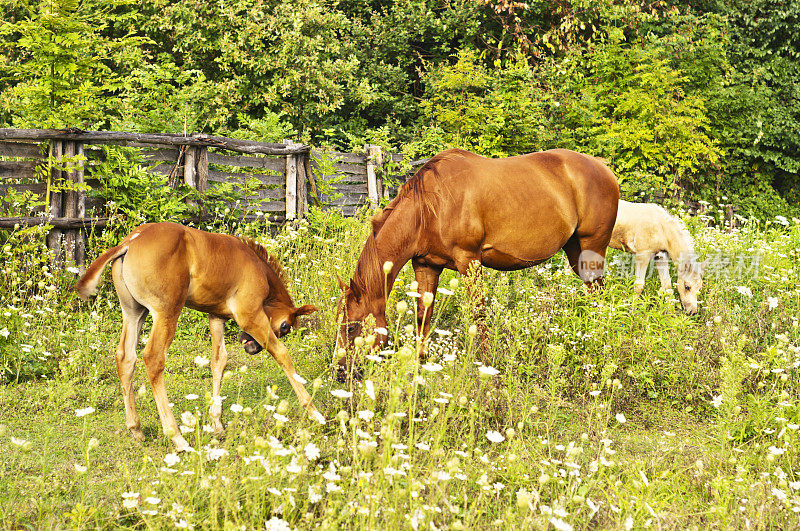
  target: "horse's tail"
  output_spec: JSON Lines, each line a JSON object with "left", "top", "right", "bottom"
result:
{"left": 74, "top": 240, "right": 131, "bottom": 301}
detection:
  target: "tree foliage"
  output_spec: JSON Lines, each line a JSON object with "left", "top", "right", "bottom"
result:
{"left": 0, "top": 0, "right": 797, "bottom": 215}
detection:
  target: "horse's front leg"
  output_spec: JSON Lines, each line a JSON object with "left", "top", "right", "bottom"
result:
{"left": 239, "top": 310, "right": 325, "bottom": 425}
{"left": 411, "top": 260, "right": 442, "bottom": 357}
{"left": 633, "top": 252, "right": 653, "bottom": 295}
{"left": 654, "top": 252, "right": 673, "bottom": 293}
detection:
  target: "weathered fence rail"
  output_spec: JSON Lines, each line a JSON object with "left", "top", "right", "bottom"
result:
{"left": 0, "top": 128, "right": 417, "bottom": 267}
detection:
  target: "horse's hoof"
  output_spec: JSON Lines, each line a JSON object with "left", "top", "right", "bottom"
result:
{"left": 130, "top": 428, "right": 145, "bottom": 442}
{"left": 173, "top": 436, "right": 193, "bottom": 453}
{"left": 333, "top": 363, "right": 363, "bottom": 383}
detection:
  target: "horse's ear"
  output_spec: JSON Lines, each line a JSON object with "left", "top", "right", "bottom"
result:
{"left": 336, "top": 274, "right": 348, "bottom": 292}
{"left": 699, "top": 259, "right": 708, "bottom": 275}
{"left": 349, "top": 279, "right": 362, "bottom": 302}
{"left": 294, "top": 304, "right": 317, "bottom": 317}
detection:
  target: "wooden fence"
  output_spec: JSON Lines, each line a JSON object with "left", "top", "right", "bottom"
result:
{"left": 0, "top": 128, "right": 419, "bottom": 266}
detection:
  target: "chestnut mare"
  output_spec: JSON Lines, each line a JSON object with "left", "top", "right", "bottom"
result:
{"left": 337, "top": 148, "right": 619, "bottom": 373}
{"left": 75, "top": 222, "right": 322, "bottom": 451}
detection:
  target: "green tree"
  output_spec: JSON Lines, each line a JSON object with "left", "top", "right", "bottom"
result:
{"left": 416, "top": 50, "right": 557, "bottom": 157}
{"left": 0, "top": 0, "right": 140, "bottom": 128}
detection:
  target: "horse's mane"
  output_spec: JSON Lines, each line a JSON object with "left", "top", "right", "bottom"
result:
{"left": 349, "top": 149, "right": 467, "bottom": 297}
{"left": 371, "top": 149, "right": 468, "bottom": 234}
{"left": 239, "top": 238, "right": 290, "bottom": 288}
{"left": 660, "top": 211, "right": 701, "bottom": 277}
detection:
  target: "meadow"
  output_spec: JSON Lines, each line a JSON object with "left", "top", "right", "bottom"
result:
{"left": 0, "top": 205, "right": 798, "bottom": 529}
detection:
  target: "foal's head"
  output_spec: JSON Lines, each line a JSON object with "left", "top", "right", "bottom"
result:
{"left": 676, "top": 260, "right": 706, "bottom": 315}
{"left": 240, "top": 302, "right": 317, "bottom": 354}
{"left": 237, "top": 238, "right": 318, "bottom": 353}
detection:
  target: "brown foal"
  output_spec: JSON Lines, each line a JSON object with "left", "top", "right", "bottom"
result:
{"left": 75, "top": 222, "right": 322, "bottom": 450}
{"left": 337, "top": 148, "right": 620, "bottom": 376}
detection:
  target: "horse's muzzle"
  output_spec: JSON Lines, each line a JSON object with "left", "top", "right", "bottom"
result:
{"left": 240, "top": 331, "right": 263, "bottom": 354}
{"left": 333, "top": 357, "right": 363, "bottom": 383}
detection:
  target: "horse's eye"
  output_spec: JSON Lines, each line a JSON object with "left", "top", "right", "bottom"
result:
{"left": 279, "top": 321, "right": 291, "bottom": 336}
{"left": 684, "top": 284, "right": 691, "bottom": 291}
{"left": 347, "top": 323, "right": 357, "bottom": 334}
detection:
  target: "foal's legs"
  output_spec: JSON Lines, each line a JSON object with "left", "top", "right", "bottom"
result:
{"left": 239, "top": 310, "right": 325, "bottom": 424}
{"left": 633, "top": 252, "right": 653, "bottom": 295}
{"left": 411, "top": 260, "right": 442, "bottom": 353}
{"left": 208, "top": 315, "right": 228, "bottom": 433}
{"left": 111, "top": 260, "right": 148, "bottom": 442}
{"left": 142, "top": 311, "right": 189, "bottom": 450}
{"left": 654, "top": 252, "right": 673, "bottom": 292}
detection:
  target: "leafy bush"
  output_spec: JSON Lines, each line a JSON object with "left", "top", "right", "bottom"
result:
{"left": 90, "top": 146, "right": 191, "bottom": 239}
{"left": 415, "top": 50, "right": 557, "bottom": 158}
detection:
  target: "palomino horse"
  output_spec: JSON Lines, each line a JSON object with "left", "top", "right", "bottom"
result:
{"left": 75, "top": 222, "right": 322, "bottom": 451}
{"left": 609, "top": 200, "right": 705, "bottom": 314}
{"left": 336, "top": 148, "right": 619, "bottom": 374}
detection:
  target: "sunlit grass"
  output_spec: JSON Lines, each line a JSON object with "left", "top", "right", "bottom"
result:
{"left": 0, "top": 206, "right": 798, "bottom": 529}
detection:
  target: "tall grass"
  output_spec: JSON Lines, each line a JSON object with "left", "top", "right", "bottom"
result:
{"left": 0, "top": 206, "right": 798, "bottom": 528}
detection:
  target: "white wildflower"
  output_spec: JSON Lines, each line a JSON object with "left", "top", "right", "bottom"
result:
{"left": 550, "top": 517, "right": 573, "bottom": 531}
{"left": 478, "top": 365, "right": 500, "bottom": 377}
{"left": 304, "top": 442, "right": 320, "bottom": 461}
{"left": 265, "top": 517, "right": 294, "bottom": 531}
{"left": 486, "top": 430, "right": 505, "bottom": 443}
{"left": 735, "top": 286, "right": 752, "bottom": 298}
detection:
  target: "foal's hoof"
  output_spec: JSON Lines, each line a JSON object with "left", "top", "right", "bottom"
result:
{"left": 173, "top": 436, "right": 194, "bottom": 453}
{"left": 240, "top": 331, "right": 263, "bottom": 355}
{"left": 130, "top": 428, "right": 145, "bottom": 442}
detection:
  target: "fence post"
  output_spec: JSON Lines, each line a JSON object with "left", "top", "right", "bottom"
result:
{"left": 195, "top": 146, "right": 209, "bottom": 218}
{"left": 75, "top": 142, "right": 86, "bottom": 268}
{"left": 196, "top": 146, "right": 208, "bottom": 192}
{"left": 283, "top": 140, "right": 297, "bottom": 221}
{"left": 183, "top": 146, "right": 197, "bottom": 188}
{"left": 62, "top": 141, "right": 77, "bottom": 264}
{"left": 365, "top": 144, "right": 382, "bottom": 209}
{"left": 296, "top": 150, "right": 308, "bottom": 217}
{"left": 46, "top": 140, "right": 63, "bottom": 257}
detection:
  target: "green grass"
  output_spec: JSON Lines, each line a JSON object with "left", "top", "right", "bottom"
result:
{"left": 0, "top": 208, "right": 798, "bottom": 529}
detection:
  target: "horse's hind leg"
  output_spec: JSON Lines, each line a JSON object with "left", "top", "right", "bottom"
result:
{"left": 563, "top": 234, "right": 609, "bottom": 291}
{"left": 208, "top": 316, "right": 228, "bottom": 433}
{"left": 142, "top": 311, "right": 189, "bottom": 450}
{"left": 112, "top": 260, "right": 148, "bottom": 442}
